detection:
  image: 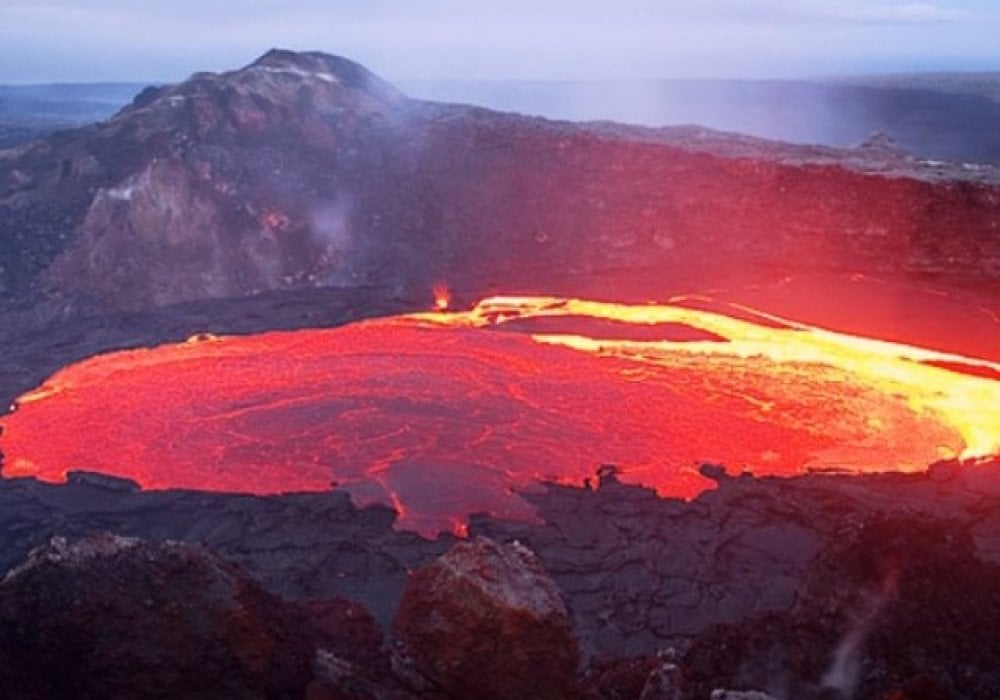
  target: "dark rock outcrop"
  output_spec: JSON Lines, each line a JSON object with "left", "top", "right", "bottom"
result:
{"left": 470, "top": 461, "right": 1000, "bottom": 657}
{"left": 0, "top": 459, "right": 996, "bottom": 663}
{"left": 392, "top": 536, "right": 580, "bottom": 699}
{"left": 681, "top": 515, "right": 1000, "bottom": 699}
{"left": 0, "top": 461, "right": 996, "bottom": 696}
{"left": 1, "top": 50, "right": 998, "bottom": 311}
{"left": 0, "top": 533, "right": 397, "bottom": 699}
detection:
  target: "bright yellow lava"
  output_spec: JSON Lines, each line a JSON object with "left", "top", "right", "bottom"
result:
{"left": 411, "top": 295, "right": 1000, "bottom": 460}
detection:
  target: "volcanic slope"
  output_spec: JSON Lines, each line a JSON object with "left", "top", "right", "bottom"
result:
{"left": 1, "top": 49, "right": 999, "bottom": 312}
{"left": 3, "top": 295, "right": 997, "bottom": 537}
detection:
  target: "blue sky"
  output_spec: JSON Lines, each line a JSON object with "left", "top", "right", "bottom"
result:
{"left": 1, "top": 1, "right": 999, "bottom": 83}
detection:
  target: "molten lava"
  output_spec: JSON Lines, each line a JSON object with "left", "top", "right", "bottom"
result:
{"left": 433, "top": 283, "right": 451, "bottom": 312}
{"left": 1, "top": 295, "right": 997, "bottom": 536}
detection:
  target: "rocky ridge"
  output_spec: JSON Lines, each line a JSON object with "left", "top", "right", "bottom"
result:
{"left": 1, "top": 49, "right": 999, "bottom": 312}
{"left": 0, "top": 533, "right": 397, "bottom": 698}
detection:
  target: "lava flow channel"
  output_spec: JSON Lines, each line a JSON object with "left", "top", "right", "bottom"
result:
{"left": 1, "top": 295, "right": 998, "bottom": 536}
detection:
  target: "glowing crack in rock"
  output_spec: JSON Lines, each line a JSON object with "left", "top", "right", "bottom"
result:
{"left": 1, "top": 295, "right": 997, "bottom": 536}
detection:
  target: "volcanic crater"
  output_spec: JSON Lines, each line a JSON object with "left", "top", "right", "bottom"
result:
{"left": 0, "top": 49, "right": 998, "bottom": 697}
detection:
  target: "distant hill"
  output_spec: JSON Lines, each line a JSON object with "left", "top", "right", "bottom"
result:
{"left": 837, "top": 72, "right": 1000, "bottom": 103}
{"left": 0, "top": 83, "right": 148, "bottom": 148}
{"left": 403, "top": 77, "right": 1000, "bottom": 164}
{"left": 4, "top": 74, "right": 1000, "bottom": 165}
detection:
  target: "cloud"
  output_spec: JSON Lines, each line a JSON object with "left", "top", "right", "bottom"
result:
{"left": 0, "top": 1, "right": 976, "bottom": 30}
{"left": 0, "top": 0, "right": 995, "bottom": 82}
{"left": 819, "top": 2, "right": 970, "bottom": 25}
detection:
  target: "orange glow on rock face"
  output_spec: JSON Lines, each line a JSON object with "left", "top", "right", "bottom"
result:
{"left": 1, "top": 295, "right": 997, "bottom": 536}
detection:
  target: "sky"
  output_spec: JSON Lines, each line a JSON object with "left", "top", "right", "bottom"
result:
{"left": 1, "top": 0, "right": 999, "bottom": 84}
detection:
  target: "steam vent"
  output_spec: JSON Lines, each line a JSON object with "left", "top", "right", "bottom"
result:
{"left": 0, "top": 49, "right": 998, "bottom": 697}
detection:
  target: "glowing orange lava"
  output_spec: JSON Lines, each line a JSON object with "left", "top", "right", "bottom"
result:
{"left": 432, "top": 283, "right": 451, "bottom": 311}
{"left": 1, "top": 295, "right": 997, "bottom": 536}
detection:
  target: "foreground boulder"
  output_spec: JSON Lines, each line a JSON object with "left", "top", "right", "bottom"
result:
{"left": 392, "top": 536, "right": 579, "bottom": 699}
{"left": 0, "top": 533, "right": 391, "bottom": 699}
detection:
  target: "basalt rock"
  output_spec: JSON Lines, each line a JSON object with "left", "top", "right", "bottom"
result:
{"left": 583, "top": 655, "right": 663, "bottom": 699}
{"left": 392, "top": 536, "right": 580, "bottom": 699}
{"left": 0, "top": 459, "right": 997, "bottom": 664}
{"left": 469, "top": 460, "right": 1000, "bottom": 658}
{"left": 680, "top": 515, "right": 1000, "bottom": 699}
{"left": 0, "top": 533, "right": 396, "bottom": 699}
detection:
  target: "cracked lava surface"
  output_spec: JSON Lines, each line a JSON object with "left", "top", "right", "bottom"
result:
{"left": 2, "top": 294, "right": 998, "bottom": 536}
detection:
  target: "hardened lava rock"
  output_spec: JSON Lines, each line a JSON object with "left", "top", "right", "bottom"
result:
{"left": 681, "top": 515, "right": 1000, "bottom": 699}
{"left": 0, "top": 533, "right": 394, "bottom": 699}
{"left": 392, "top": 536, "right": 580, "bottom": 699}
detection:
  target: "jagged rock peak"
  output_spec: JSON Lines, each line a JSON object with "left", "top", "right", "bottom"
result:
{"left": 229, "top": 48, "right": 405, "bottom": 101}
{"left": 249, "top": 48, "right": 394, "bottom": 91}
{"left": 127, "top": 48, "right": 406, "bottom": 115}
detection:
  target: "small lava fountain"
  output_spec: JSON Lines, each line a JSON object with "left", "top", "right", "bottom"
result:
{"left": 432, "top": 283, "right": 452, "bottom": 312}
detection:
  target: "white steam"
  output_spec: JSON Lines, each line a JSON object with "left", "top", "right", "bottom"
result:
{"left": 308, "top": 197, "right": 356, "bottom": 284}
{"left": 820, "top": 566, "right": 901, "bottom": 698}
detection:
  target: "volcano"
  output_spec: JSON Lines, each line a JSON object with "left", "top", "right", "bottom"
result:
{"left": 1, "top": 49, "right": 999, "bottom": 696}
{"left": 2, "top": 52, "right": 997, "bottom": 527}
